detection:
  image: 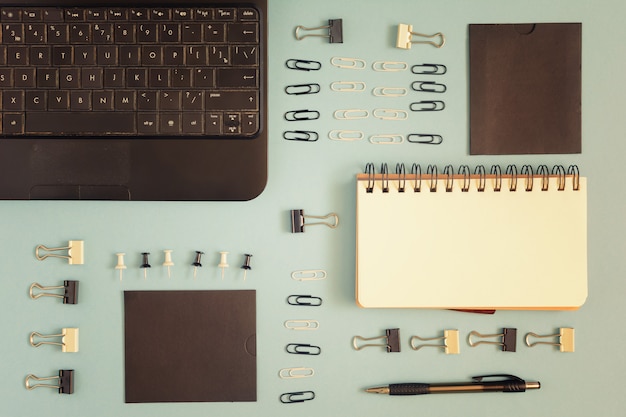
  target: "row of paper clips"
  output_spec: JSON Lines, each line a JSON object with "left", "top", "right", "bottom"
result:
{"left": 280, "top": 269, "right": 327, "bottom": 404}
{"left": 285, "top": 130, "right": 443, "bottom": 145}
{"left": 352, "top": 327, "right": 575, "bottom": 354}
{"left": 286, "top": 57, "right": 447, "bottom": 74}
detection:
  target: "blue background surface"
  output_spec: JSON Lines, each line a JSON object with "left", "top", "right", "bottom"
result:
{"left": 2, "top": 0, "right": 624, "bottom": 415}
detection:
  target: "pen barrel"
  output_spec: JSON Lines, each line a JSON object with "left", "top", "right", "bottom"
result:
{"left": 389, "top": 383, "right": 430, "bottom": 395}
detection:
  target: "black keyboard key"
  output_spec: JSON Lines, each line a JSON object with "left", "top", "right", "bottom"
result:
{"left": 43, "top": 8, "right": 64, "bottom": 22}
{"left": 137, "top": 23, "right": 157, "bottom": 43}
{"left": 3, "top": 24, "right": 24, "bottom": 43}
{"left": 163, "top": 46, "right": 183, "bottom": 65}
{"left": 52, "top": 46, "right": 72, "bottom": 65}
{"left": 160, "top": 23, "right": 180, "bottom": 43}
{"left": 172, "top": 68, "right": 192, "bottom": 87}
{"left": 97, "top": 45, "right": 118, "bottom": 65}
{"left": 149, "top": 68, "right": 169, "bottom": 87}
{"left": 36, "top": 68, "right": 58, "bottom": 88}
{"left": 115, "top": 90, "right": 135, "bottom": 110}
{"left": 194, "top": 8, "right": 213, "bottom": 21}
{"left": 92, "top": 23, "right": 113, "bottom": 44}
{"left": 217, "top": 68, "right": 257, "bottom": 88}
{"left": 137, "top": 91, "right": 157, "bottom": 110}
{"left": 130, "top": 9, "right": 149, "bottom": 21}
{"left": 160, "top": 113, "right": 181, "bottom": 134}
{"left": 48, "top": 90, "right": 69, "bottom": 110}
{"left": 1, "top": 9, "right": 21, "bottom": 22}
{"left": 48, "top": 24, "right": 69, "bottom": 43}
{"left": 193, "top": 68, "right": 214, "bottom": 87}
{"left": 3, "top": 90, "right": 24, "bottom": 110}
{"left": 30, "top": 46, "right": 51, "bottom": 65}
{"left": 215, "top": 8, "right": 236, "bottom": 21}
{"left": 108, "top": 9, "right": 128, "bottom": 21}
{"left": 240, "top": 8, "right": 259, "bottom": 21}
{"left": 60, "top": 68, "right": 80, "bottom": 88}
{"left": 74, "top": 46, "right": 96, "bottom": 65}
{"left": 65, "top": 9, "right": 86, "bottom": 22}
{"left": 186, "top": 45, "right": 207, "bottom": 65}
{"left": 104, "top": 68, "right": 124, "bottom": 87}
{"left": 127, "top": 68, "right": 148, "bottom": 87}
{"left": 182, "top": 23, "right": 203, "bottom": 43}
{"left": 86, "top": 9, "right": 107, "bottom": 21}
{"left": 137, "top": 112, "right": 157, "bottom": 134}
{"left": 206, "top": 90, "right": 258, "bottom": 111}
{"left": 142, "top": 46, "right": 162, "bottom": 65}
{"left": 173, "top": 9, "right": 192, "bottom": 20}
{"left": 92, "top": 90, "right": 113, "bottom": 110}
{"left": 25, "top": 112, "right": 135, "bottom": 134}
{"left": 70, "top": 24, "right": 91, "bottom": 43}
{"left": 26, "top": 90, "right": 46, "bottom": 110}
{"left": 25, "top": 23, "right": 46, "bottom": 43}
{"left": 159, "top": 91, "right": 180, "bottom": 110}
{"left": 81, "top": 67, "right": 103, "bottom": 88}
{"left": 115, "top": 24, "right": 135, "bottom": 43}
{"left": 120, "top": 45, "right": 140, "bottom": 65}
{"left": 205, "top": 23, "right": 225, "bottom": 42}
{"left": 70, "top": 91, "right": 91, "bottom": 110}
{"left": 241, "top": 112, "right": 259, "bottom": 135}
{"left": 183, "top": 90, "right": 203, "bottom": 110}
{"left": 227, "top": 23, "right": 258, "bottom": 43}
{"left": 3, "top": 113, "right": 24, "bottom": 134}
{"left": 8, "top": 46, "right": 29, "bottom": 65}
{"left": 14, "top": 68, "right": 36, "bottom": 88}
{"left": 182, "top": 112, "right": 203, "bottom": 134}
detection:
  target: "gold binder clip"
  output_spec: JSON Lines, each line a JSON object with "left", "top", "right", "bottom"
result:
{"left": 396, "top": 23, "right": 445, "bottom": 49}
{"left": 353, "top": 328, "right": 401, "bottom": 352}
{"left": 30, "top": 328, "right": 79, "bottom": 352}
{"left": 290, "top": 209, "right": 339, "bottom": 233}
{"left": 295, "top": 19, "right": 343, "bottom": 43}
{"left": 410, "top": 329, "right": 460, "bottom": 354}
{"left": 35, "top": 240, "right": 84, "bottom": 265}
{"left": 468, "top": 328, "right": 517, "bottom": 352}
{"left": 29, "top": 281, "right": 79, "bottom": 304}
{"left": 525, "top": 328, "right": 575, "bottom": 352}
{"left": 25, "top": 370, "right": 74, "bottom": 394}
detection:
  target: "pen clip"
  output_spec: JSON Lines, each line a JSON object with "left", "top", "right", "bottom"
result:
{"left": 472, "top": 374, "right": 524, "bottom": 383}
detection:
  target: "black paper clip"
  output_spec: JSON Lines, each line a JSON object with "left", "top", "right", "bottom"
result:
{"left": 411, "top": 63, "right": 447, "bottom": 75}
{"left": 25, "top": 370, "right": 74, "bottom": 394}
{"left": 287, "top": 295, "right": 323, "bottom": 306}
{"left": 280, "top": 390, "right": 316, "bottom": 404}
{"left": 295, "top": 18, "right": 343, "bottom": 43}
{"left": 407, "top": 134, "right": 443, "bottom": 145}
{"left": 290, "top": 209, "right": 339, "bottom": 233}
{"left": 283, "top": 131, "right": 319, "bottom": 142}
{"left": 285, "top": 83, "right": 321, "bottom": 95}
{"left": 411, "top": 81, "right": 447, "bottom": 93}
{"left": 284, "top": 109, "right": 320, "bottom": 121}
{"left": 410, "top": 100, "right": 445, "bottom": 111}
{"left": 286, "top": 343, "right": 322, "bottom": 355}
{"left": 29, "top": 281, "right": 79, "bottom": 304}
{"left": 468, "top": 328, "right": 517, "bottom": 352}
{"left": 353, "top": 328, "right": 401, "bottom": 352}
{"left": 285, "top": 59, "right": 322, "bottom": 71}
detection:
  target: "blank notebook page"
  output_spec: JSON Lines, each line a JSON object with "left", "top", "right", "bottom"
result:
{"left": 355, "top": 172, "right": 587, "bottom": 310}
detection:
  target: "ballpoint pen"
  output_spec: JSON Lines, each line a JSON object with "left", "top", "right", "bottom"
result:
{"left": 365, "top": 374, "right": 540, "bottom": 395}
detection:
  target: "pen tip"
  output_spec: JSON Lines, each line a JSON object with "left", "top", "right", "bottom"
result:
{"left": 365, "top": 387, "right": 389, "bottom": 394}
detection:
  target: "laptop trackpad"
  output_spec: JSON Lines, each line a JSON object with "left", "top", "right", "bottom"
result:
{"left": 29, "top": 141, "right": 131, "bottom": 200}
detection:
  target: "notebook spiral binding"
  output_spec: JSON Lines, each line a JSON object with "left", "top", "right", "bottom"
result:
{"left": 364, "top": 163, "right": 580, "bottom": 193}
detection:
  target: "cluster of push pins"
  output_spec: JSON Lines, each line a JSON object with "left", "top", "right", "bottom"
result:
{"left": 114, "top": 251, "right": 253, "bottom": 281}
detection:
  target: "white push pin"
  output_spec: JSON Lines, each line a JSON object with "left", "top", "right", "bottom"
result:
{"left": 163, "top": 250, "right": 174, "bottom": 278}
{"left": 218, "top": 251, "right": 229, "bottom": 279}
{"left": 115, "top": 253, "right": 127, "bottom": 281}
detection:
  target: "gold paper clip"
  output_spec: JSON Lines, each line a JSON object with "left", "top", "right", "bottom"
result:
{"left": 295, "top": 19, "right": 343, "bottom": 43}
{"left": 396, "top": 23, "right": 445, "bottom": 49}
{"left": 525, "top": 328, "right": 575, "bottom": 352}
{"left": 25, "top": 370, "right": 74, "bottom": 394}
{"left": 330, "top": 56, "right": 366, "bottom": 69}
{"left": 291, "top": 269, "right": 327, "bottom": 281}
{"left": 369, "top": 134, "right": 404, "bottom": 144}
{"left": 331, "top": 81, "right": 367, "bottom": 92}
{"left": 279, "top": 367, "right": 315, "bottom": 379}
{"left": 353, "top": 328, "right": 401, "bottom": 352}
{"left": 29, "top": 281, "right": 79, "bottom": 304}
{"left": 372, "top": 87, "right": 408, "bottom": 97}
{"left": 334, "top": 109, "right": 369, "bottom": 120}
{"left": 468, "top": 328, "right": 517, "bottom": 352}
{"left": 372, "top": 61, "right": 408, "bottom": 72}
{"left": 410, "top": 329, "right": 460, "bottom": 354}
{"left": 328, "top": 130, "right": 365, "bottom": 141}
{"left": 35, "top": 240, "right": 84, "bottom": 265}
{"left": 30, "top": 328, "right": 79, "bottom": 352}
{"left": 290, "top": 209, "right": 339, "bottom": 233}
{"left": 373, "top": 109, "right": 408, "bottom": 120}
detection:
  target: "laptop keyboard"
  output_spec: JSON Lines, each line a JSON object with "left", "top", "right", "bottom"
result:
{"left": 0, "top": 6, "right": 261, "bottom": 137}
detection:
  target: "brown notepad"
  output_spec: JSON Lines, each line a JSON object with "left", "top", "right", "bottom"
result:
{"left": 124, "top": 290, "right": 256, "bottom": 403}
{"left": 469, "top": 23, "right": 581, "bottom": 155}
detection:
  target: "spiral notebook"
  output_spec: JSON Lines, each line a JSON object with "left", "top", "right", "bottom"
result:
{"left": 355, "top": 163, "right": 588, "bottom": 310}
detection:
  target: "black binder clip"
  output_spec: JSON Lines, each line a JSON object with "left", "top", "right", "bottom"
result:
{"left": 285, "top": 59, "right": 322, "bottom": 71}
{"left": 29, "top": 281, "right": 79, "bottom": 304}
{"left": 287, "top": 295, "right": 323, "bottom": 306}
{"left": 295, "top": 19, "right": 343, "bottom": 43}
{"left": 290, "top": 209, "right": 339, "bottom": 233}
{"left": 280, "top": 390, "right": 316, "bottom": 404}
{"left": 468, "top": 328, "right": 517, "bottom": 352}
{"left": 35, "top": 240, "right": 84, "bottom": 265}
{"left": 352, "top": 328, "right": 401, "bottom": 352}
{"left": 25, "top": 370, "right": 74, "bottom": 394}
{"left": 286, "top": 343, "right": 322, "bottom": 355}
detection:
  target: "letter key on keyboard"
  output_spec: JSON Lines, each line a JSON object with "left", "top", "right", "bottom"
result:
{"left": 0, "top": 6, "right": 262, "bottom": 137}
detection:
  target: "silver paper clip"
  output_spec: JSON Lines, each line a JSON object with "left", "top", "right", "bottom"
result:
{"left": 328, "top": 130, "right": 364, "bottom": 141}
{"left": 372, "top": 60, "right": 408, "bottom": 72}
{"left": 410, "top": 329, "right": 460, "bottom": 354}
{"left": 353, "top": 328, "right": 401, "bottom": 352}
{"left": 291, "top": 210, "right": 338, "bottom": 233}
{"left": 284, "top": 320, "right": 320, "bottom": 330}
{"left": 295, "top": 19, "right": 343, "bottom": 43}
{"left": 331, "top": 81, "right": 366, "bottom": 92}
{"left": 396, "top": 23, "right": 445, "bottom": 49}
{"left": 30, "top": 328, "right": 79, "bottom": 352}
{"left": 525, "top": 328, "right": 575, "bottom": 352}
{"left": 369, "top": 134, "right": 404, "bottom": 144}
{"left": 372, "top": 87, "right": 408, "bottom": 97}
{"left": 29, "top": 281, "right": 79, "bottom": 304}
{"left": 468, "top": 328, "right": 517, "bottom": 352}
{"left": 334, "top": 109, "right": 369, "bottom": 120}
{"left": 373, "top": 109, "right": 408, "bottom": 120}
{"left": 25, "top": 370, "right": 74, "bottom": 394}
{"left": 279, "top": 367, "right": 315, "bottom": 379}
{"left": 35, "top": 240, "right": 84, "bottom": 265}
{"left": 291, "top": 269, "right": 327, "bottom": 281}
{"left": 330, "top": 56, "right": 366, "bottom": 69}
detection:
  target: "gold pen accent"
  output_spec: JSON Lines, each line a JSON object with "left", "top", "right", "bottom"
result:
{"left": 365, "top": 387, "right": 390, "bottom": 394}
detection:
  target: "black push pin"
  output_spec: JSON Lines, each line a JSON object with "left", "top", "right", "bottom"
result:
{"left": 140, "top": 252, "right": 151, "bottom": 280}
{"left": 241, "top": 254, "right": 253, "bottom": 280}
{"left": 192, "top": 251, "right": 204, "bottom": 279}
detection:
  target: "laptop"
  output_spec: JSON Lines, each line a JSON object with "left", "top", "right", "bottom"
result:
{"left": 0, "top": 0, "right": 267, "bottom": 200}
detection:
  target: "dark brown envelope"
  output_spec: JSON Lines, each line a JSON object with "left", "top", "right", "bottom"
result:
{"left": 124, "top": 290, "right": 256, "bottom": 403}
{"left": 469, "top": 23, "right": 581, "bottom": 155}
